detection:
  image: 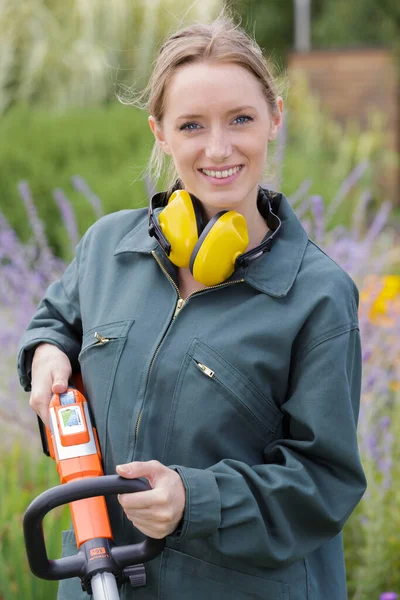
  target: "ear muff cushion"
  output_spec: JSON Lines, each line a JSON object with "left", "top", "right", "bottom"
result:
{"left": 190, "top": 211, "right": 249, "bottom": 286}
{"left": 189, "top": 193, "right": 207, "bottom": 236}
{"left": 158, "top": 190, "right": 200, "bottom": 267}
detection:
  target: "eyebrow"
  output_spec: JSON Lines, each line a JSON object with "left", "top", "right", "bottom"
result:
{"left": 175, "top": 105, "right": 257, "bottom": 121}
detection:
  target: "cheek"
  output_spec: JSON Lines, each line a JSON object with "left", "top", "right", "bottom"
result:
{"left": 246, "top": 135, "right": 269, "bottom": 165}
{"left": 171, "top": 142, "right": 203, "bottom": 177}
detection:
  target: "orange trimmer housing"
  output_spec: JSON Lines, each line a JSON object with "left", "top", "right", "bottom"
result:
{"left": 45, "top": 380, "right": 113, "bottom": 548}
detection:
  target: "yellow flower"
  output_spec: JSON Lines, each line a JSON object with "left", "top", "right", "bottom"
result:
{"left": 366, "top": 275, "right": 400, "bottom": 323}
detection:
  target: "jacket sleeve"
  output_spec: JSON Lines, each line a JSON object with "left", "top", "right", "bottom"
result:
{"left": 17, "top": 242, "right": 83, "bottom": 392}
{"left": 169, "top": 324, "right": 367, "bottom": 568}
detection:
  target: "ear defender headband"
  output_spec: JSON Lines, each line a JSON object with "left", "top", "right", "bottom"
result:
{"left": 148, "top": 188, "right": 281, "bottom": 286}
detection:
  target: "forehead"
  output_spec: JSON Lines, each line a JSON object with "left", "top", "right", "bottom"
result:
{"left": 163, "top": 61, "right": 267, "bottom": 118}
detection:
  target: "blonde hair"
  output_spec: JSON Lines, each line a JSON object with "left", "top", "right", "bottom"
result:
{"left": 120, "top": 8, "right": 288, "bottom": 194}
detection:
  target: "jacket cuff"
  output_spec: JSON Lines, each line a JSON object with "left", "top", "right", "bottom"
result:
{"left": 167, "top": 465, "right": 221, "bottom": 542}
{"left": 17, "top": 328, "right": 81, "bottom": 392}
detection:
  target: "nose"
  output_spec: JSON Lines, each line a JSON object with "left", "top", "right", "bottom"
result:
{"left": 204, "top": 127, "right": 232, "bottom": 162}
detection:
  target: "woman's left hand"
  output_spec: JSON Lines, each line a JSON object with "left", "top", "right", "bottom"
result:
{"left": 116, "top": 460, "right": 186, "bottom": 539}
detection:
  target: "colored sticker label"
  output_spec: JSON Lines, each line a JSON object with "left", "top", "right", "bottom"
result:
{"left": 58, "top": 406, "right": 85, "bottom": 435}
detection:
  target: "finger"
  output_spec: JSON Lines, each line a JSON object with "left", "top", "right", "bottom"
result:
{"left": 122, "top": 514, "right": 168, "bottom": 539}
{"left": 30, "top": 359, "right": 71, "bottom": 427}
{"left": 123, "top": 507, "right": 172, "bottom": 523}
{"left": 118, "top": 489, "right": 162, "bottom": 510}
{"left": 30, "top": 371, "right": 54, "bottom": 428}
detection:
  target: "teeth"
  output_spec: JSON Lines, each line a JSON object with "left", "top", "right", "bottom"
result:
{"left": 201, "top": 165, "right": 242, "bottom": 178}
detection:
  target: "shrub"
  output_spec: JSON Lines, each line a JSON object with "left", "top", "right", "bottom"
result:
{"left": 0, "top": 104, "right": 154, "bottom": 260}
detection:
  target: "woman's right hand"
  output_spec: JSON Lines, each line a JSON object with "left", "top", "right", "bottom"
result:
{"left": 30, "top": 343, "right": 72, "bottom": 428}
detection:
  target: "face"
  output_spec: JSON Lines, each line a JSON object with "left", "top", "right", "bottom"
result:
{"left": 149, "top": 61, "right": 283, "bottom": 220}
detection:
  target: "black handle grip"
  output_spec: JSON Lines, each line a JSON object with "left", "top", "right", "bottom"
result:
{"left": 23, "top": 475, "right": 165, "bottom": 581}
{"left": 37, "top": 415, "right": 50, "bottom": 456}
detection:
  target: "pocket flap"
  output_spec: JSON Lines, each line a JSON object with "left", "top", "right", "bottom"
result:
{"left": 188, "top": 338, "right": 282, "bottom": 434}
{"left": 80, "top": 319, "right": 134, "bottom": 355}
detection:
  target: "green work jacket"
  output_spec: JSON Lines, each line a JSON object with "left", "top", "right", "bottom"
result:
{"left": 18, "top": 189, "right": 367, "bottom": 600}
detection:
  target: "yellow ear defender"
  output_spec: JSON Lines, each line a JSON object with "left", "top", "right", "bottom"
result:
{"left": 148, "top": 186, "right": 282, "bottom": 287}
{"left": 157, "top": 190, "right": 249, "bottom": 286}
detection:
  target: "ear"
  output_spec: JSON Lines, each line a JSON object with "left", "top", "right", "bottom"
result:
{"left": 148, "top": 115, "right": 172, "bottom": 155}
{"left": 268, "top": 96, "right": 284, "bottom": 141}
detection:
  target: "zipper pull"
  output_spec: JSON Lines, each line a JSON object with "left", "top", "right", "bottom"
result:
{"left": 173, "top": 298, "right": 185, "bottom": 319}
{"left": 196, "top": 361, "right": 215, "bottom": 378}
{"left": 94, "top": 331, "right": 110, "bottom": 345}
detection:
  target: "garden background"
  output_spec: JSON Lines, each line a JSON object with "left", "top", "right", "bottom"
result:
{"left": 1, "top": 1, "right": 400, "bottom": 599}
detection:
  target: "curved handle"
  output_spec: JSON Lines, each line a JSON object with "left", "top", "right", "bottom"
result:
{"left": 23, "top": 475, "right": 165, "bottom": 581}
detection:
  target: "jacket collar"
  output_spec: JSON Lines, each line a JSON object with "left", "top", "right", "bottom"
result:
{"left": 114, "top": 190, "right": 309, "bottom": 298}
{"left": 244, "top": 191, "right": 309, "bottom": 297}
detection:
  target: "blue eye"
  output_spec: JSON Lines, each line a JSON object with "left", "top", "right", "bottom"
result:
{"left": 179, "top": 122, "right": 200, "bottom": 131}
{"left": 234, "top": 115, "right": 253, "bottom": 125}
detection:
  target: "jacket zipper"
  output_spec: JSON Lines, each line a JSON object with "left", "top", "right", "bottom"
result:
{"left": 134, "top": 250, "right": 244, "bottom": 441}
{"left": 94, "top": 331, "right": 112, "bottom": 345}
{"left": 196, "top": 361, "right": 215, "bottom": 378}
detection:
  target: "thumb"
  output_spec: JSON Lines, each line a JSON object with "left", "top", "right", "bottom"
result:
{"left": 116, "top": 461, "right": 161, "bottom": 482}
{"left": 51, "top": 370, "right": 70, "bottom": 394}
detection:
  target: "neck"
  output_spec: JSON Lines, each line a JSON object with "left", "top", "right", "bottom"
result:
{"left": 244, "top": 206, "right": 270, "bottom": 251}
{"left": 199, "top": 186, "right": 269, "bottom": 252}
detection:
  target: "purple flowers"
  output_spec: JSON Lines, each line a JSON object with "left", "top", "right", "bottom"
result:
{"left": 0, "top": 179, "right": 101, "bottom": 442}
{"left": 380, "top": 593, "right": 398, "bottom": 600}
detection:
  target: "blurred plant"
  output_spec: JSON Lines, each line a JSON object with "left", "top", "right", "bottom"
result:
{"left": 0, "top": 444, "right": 70, "bottom": 600}
{"left": 280, "top": 72, "right": 398, "bottom": 217}
{"left": 230, "top": 0, "right": 400, "bottom": 69}
{"left": 0, "top": 179, "right": 101, "bottom": 443}
{"left": 0, "top": 104, "right": 153, "bottom": 260}
{"left": 0, "top": 0, "right": 222, "bottom": 114}
{"left": 312, "top": 0, "right": 400, "bottom": 62}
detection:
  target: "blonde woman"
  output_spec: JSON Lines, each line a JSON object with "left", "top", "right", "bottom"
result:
{"left": 18, "top": 12, "right": 366, "bottom": 600}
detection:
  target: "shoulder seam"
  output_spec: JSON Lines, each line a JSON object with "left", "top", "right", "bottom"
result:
{"left": 297, "top": 322, "right": 359, "bottom": 363}
{"left": 308, "top": 240, "right": 359, "bottom": 318}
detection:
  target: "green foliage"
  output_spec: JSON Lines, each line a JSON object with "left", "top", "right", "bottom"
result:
{"left": 0, "top": 444, "right": 70, "bottom": 600}
{"left": 280, "top": 73, "right": 397, "bottom": 226}
{"left": 228, "top": 0, "right": 294, "bottom": 67}
{"left": 313, "top": 0, "right": 400, "bottom": 58}
{"left": 0, "top": 0, "right": 222, "bottom": 113}
{"left": 231, "top": 0, "right": 400, "bottom": 67}
{"left": 344, "top": 391, "right": 400, "bottom": 599}
{"left": 0, "top": 104, "right": 154, "bottom": 260}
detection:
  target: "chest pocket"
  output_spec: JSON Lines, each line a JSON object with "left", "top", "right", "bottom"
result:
{"left": 162, "top": 338, "right": 283, "bottom": 468}
{"left": 78, "top": 319, "right": 134, "bottom": 463}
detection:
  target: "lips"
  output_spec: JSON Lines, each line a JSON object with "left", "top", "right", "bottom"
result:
{"left": 199, "top": 164, "right": 244, "bottom": 171}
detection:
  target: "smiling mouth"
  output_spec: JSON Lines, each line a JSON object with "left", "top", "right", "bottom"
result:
{"left": 198, "top": 165, "right": 244, "bottom": 179}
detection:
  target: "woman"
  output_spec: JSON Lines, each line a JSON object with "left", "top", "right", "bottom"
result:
{"left": 18, "top": 13, "right": 366, "bottom": 600}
